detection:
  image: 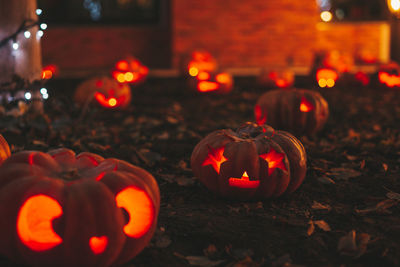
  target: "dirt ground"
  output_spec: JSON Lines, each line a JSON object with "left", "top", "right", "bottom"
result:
{"left": 0, "top": 76, "right": 399, "bottom": 266}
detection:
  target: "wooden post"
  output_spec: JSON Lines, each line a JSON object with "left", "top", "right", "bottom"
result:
{"left": 0, "top": 0, "right": 42, "bottom": 85}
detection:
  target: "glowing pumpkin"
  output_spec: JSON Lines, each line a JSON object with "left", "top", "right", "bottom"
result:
{"left": 181, "top": 50, "right": 218, "bottom": 77}
{"left": 74, "top": 76, "right": 132, "bottom": 109}
{"left": 41, "top": 64, "right": 58, "bottom": 80}
{"left": 258, "top": 69, "right": 294, "bottom": 89}
{"left": 191, "top": 122, "right": 306, "bottom": 199}
{"left": 112, "top": 57, "right": 148, "bottom": 84}
{"left": 0, "top": 134, "right": 11, "bottom": 165}
{"left": 190, "top": 71, "right": 234, "bottom": 94}
{"left": 378, "top": 62, "right": 400, "bottom": 89}
{"left": 0, "top": 148, "right": 160, "bottom": 267}
{"left": 255, "top": 89, "right": 329, "bottom": 136}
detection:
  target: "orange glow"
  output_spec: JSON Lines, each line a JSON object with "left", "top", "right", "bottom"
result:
{"left": 275, "top": 79, "right": 289, "bottom": 88}
{"left": 197, "top": 81, "right": 219, "bottom": 92}
{"left": 254, "top": 104, "right": 267, "bottom": 125}
{"left": 228, "top": 171, "right": 260, "bottom": 189}
{"left": 259, "top": 148, "right": 287, "bottom": 175}
{"left": 355, "top": 72, "right": 370, "bottom": 86}
{"left": 116, "top": 73, "right": 126, "bottom": 83}
{"left": 41, "top": 65, "right": 57, "bottom": 80}
{"left": 94, "top": 92, "right": 124, "bottom": 108}
{"left": 300, "top": 96, "right": 314, "bottom": 112}
{"left": 124, "top": 72, "right": 134, "bottom": 82}
{"left": 202, "top": 146, "right": 227, "bottom": 174}
{"left": 320, "top": 11, "right": 333, "bottom": 22}
{"left": 197, "top": 71, "right": 210, "bottom": 81}
{"left": 89, "top": 236, "right": 108, "bottom": 254}
{"left": 215, "top": 73, "right": 230, "bottom": 84}
{"left": 115, "top": 187, "right": 154, "bottom": 238}
{"left": 388, "top": 0, "right": 400, "bottom": 16}
{"left": 316, "top": 69, "right": 338, "bottom": 88}
{"left": 189, "top": 67, "right": 199, "bottom": 77}
{"left": 379, "top": 72, "right": 400, "bottom": 87}
{"left": 116, "top": 60, "right": 129, "bottom": 71}
{"left": 95, "top": 172, "right": 106, "bottom": 181}
{"left": 17, "top": 195, "right": 63, "bottom": 251}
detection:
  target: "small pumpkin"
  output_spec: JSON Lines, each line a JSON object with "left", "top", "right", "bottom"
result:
{"left": 258, "top": 68, "right": 294, "bottom": 89}
{"left": 0, "top": 148, "right": 160, "bottom": 267}
{"left": 190, "top": 71, "right": 233, "bottom": 94}
{"left": 255, "top": 89, "right": 329, "bottom": 136}
{"left": 180, "top": 50, "right": 218, "bottom": 77}
{"left": 378, "top": 62, "right": 400, "bottom": 89}
{"left": 0, "top": 134, "right": 11, "bottom": 165}
{"left": 191, "top": 122, "right": 306, "bottom": 199}
{"left": 112, "top": 57, "right": 148, "bottom": 84}
{"left": 74, "top": 76, "right": 132, "bottom": 109}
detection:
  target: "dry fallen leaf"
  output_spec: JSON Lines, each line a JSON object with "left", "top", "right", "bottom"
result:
{"left": 314, "top": 220, "right": 331, "bottom": 232}
{"left": 307, "top": 221, "right": 315, "bottom": 236}
{"left": 312, "top": 201, "right": 331, "bottom": 211}
{"left": 355, "top": 199, "right": 398, "bottom": 214}
{"left": 317, "top": 176, "right": 336, "bottom": 185}
{"left": 386, "top": 191, "right": 400, "bottom": 200}
{"left": 185, "top": 256, "right": 225, "bottom": 266}
{"left": 328, "top": 168, "right": 362, "bottom": 180}
{"left": 337, "top": 230, "right": 370, "bottom": 258}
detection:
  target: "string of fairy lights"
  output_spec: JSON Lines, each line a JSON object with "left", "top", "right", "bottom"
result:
{"left": 0, "top": 8, "right": 49, "bottom": 107}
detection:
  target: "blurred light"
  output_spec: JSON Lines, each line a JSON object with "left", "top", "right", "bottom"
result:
{"left": 24, "top": 31, "right": 31, "bottom": 39}
{"left": 320, "top": 11, "right": 333, "bottom": 22}
{"left": 108, "top": 98, "right": 117, "bottom": 107}
{"left": 116, "top": 73, "right": 125, "bottom": 83}
{"left": 40, "top": 88, "right": 48, "bottom": 95}
{"left": 316, "top": 0, "right": 331, "bottom": 11}
{"left": 216, "top": 73, "right": 230, "bottom": 84}
{"left": 36, "top": 9, "right": 43, "bottom": 15}
{"left": 37, "top": 30, "right": 44, "bottom": 39}
{"left": 124, "top": 72, "right": 134, "bottom": 82}
{"left": 189, "top": 67, "right": 199, "bottom": 77}
{"left": 335, "top": 9, "right": 345, "bottom": 20}
{"left": 42, "top": 93, "right": 49, "bottom": 100}
{"left": 318, "top": 79, "right": 327, "bottom": 88}
{"left": 326, "top": 79, "right": 335, "bottom": 87}
{"left": 197, "top": 72, "right": 210, "bottom": 81}
{"left": 40, "top": 23, "right": 48, "bottom": 30}
{"left": 116, "top": 60, "right": 129, "bottom": 70}
{"left": 12, "top": 42, "right": 19, "bottom": 50}
{"left": 391, "top": 0, "right": 400, "bottom": 11}
{"left": 25, "top": 92, "right": 32, "bottom": 100}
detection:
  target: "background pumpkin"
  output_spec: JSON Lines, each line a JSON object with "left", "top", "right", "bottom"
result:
{"left": 191, "top": 122, "right": 306, "bottom": 199}
{"left": 0, "top": 134, "right": 11, "bottom": 165}
{"left": 0, "top": 148, "right": 160, "bottom": 267}
{"left": 180, "top": 50, "right": 218, "bottom": 77}
{"left": 255, "top": 89, "right": 329, "bottom": 136}
{"left": 189, "top": 71, "right": 234, "bottom": 94}
{"left": 74, "top": 76, "right": 132, "bottom": 109}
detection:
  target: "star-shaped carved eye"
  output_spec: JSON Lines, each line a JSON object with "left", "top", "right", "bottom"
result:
{"left": 201, "top": 146, "right": 227, "bottom": 174}
{"left": 259, "top": 148, "right": 287, "bottom": 175}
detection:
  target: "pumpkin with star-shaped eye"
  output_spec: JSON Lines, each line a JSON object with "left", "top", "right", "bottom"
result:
{"left": 74, "top": 76, "right": 132, "bottom": 109}
{"left": 0, "top": 148, "right": 160, "bottom": 267}
{"left": 190, "top": 71, "right": 234, "bottom": 94}
{"left": 255, "top": 89, "right": 329, "bottom": 136}
{"left": 112, "top": 57, "right": 149, "bottom": 85}
{"left": 191, "top": 122, "right": 306, "bottom": 199}
{"left": 0, "top": 134, "right": 11, "bottom": 165}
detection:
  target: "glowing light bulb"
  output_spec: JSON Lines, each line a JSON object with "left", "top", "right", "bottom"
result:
{"left": 320, "top": 11, "right": 333, "bottom": 22}
{"left": 40, "top": 88, "right": 48, "bottom": 95}
{"left": 391, "top": 0, "right": 400, "bottom": 11}
{"left": 42, "top": 93, "right": 49, "bottom": 100}
{"left": 25, "top": 92, "right": 32, "bottom": 100}
{"left": 36, "top": 9, "right": 43, "bottom": 15}
{"left": 12, "top": 42, "right": 19, "bottom": 50}
{"left": 37, "top": 30, "right": 44, "bottom": 39}
{"left": 24, "top": 31, "right": 31, "bottom": 39}
{"left": 40, "top": 23, "right": 48, "bottom": 30}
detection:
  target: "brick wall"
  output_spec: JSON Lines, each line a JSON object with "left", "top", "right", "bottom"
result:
{"left": 172, "top": 0, "right": 319, "bottom": 70}
{"left": 172, "top": 0, "right": 390, "bottom": 71}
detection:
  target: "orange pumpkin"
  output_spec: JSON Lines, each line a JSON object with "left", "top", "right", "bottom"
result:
{"left": 0, "top": 134, "right": 11, "bottom": 165}
{"left": 191, "top": 122, "right": 307, "bottom": 199}
{"left": 112, "top": 57, "right": 148, "bottom": 84}
{"left": 180, "top": 50, "right": 218, "bottom": 77}
{"left": 0, "top": 148, "right": 160, "bottom": 267}
{"left": 255, "top": 89, "right": 329, "bottom": 136}
{"left": 190, "top": 71, "right": 234, "bottom": 94}
{"left": 74, "top": 76, "right": 132, "bottom": 109}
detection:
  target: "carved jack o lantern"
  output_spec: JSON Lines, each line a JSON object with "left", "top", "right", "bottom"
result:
{"left": 378, "top": 62, "right": 400, "bottom": 89}
{"left": 255, "top": 89, "right": 329, "bottom": 136}
{"left": 190, "top": 71, "right": 234, "bottom": 94}
{"left": 181, "top": 50, "right": 218, "bottom": 77}
{"left": 75, "top": 76, "right": 132, "bottom": 109}
{"left": 191, "top": 122, "right": 307, "bottom": 199}
{"left": 0, "top": 148, "right": 160, "bottom": 267}
{"left": 112, "top": 57, "right": 148, "bottom": 84}
{"left": 316, "top": 68, "right": 338, "bottom": 88}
